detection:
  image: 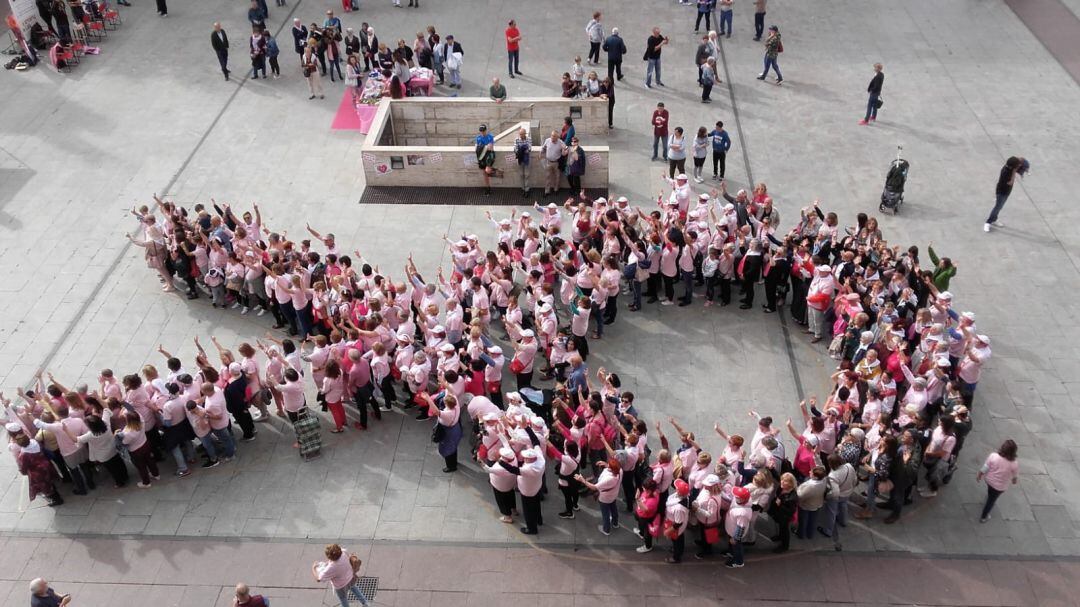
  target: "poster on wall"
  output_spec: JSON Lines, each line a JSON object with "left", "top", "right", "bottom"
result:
{"left": 430, "top": 153, "right": 442, "bottom": 164}
{"left": 361, "top": 153, "right": 377, "bottom": 165}
{"left": 587, "top": 153, "right": 602, "bottom": 166}
{"left": 504, "top": 153, "right": 516, "bottom": 166}
{"left": 374, "top": 162, "right": 392, "bottom": 175}
{"left": 407, "top": 154, "right": 424, "bottom": 166}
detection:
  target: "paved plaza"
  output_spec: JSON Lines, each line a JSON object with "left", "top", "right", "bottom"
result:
{"left": 2, "top": 0, "right": 1080, "bottom": 604}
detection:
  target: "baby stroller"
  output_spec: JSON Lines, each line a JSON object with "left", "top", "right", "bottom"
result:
{"left": 879, "top": 145, "right": 909, "bottom": 214}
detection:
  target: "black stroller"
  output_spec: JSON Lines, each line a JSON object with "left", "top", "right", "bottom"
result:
{"left": 879, "top": 145, "right": 909, "bottom": 214}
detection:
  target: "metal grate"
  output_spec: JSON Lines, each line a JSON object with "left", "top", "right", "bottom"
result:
{"left": 359, "top": 187, "right": 609, "bottom": 206}
{"left": 353, "top": 576, "right": 379, "bottom": 601}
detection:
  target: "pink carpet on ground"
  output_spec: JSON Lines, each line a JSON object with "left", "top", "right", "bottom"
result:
{"left": 331, "top": 89, "right": 363, "bottom": 131}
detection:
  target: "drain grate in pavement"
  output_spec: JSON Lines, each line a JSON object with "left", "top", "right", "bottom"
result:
{"left": 359, "top": 187, "right": 609, "bottom": 206}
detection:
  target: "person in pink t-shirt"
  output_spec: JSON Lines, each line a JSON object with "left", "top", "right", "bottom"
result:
{"left": 313, "top": 544, "right": 369, "bottom": 607}
{"left": 977, "top": 439, "right": 1019, "bottom": 523}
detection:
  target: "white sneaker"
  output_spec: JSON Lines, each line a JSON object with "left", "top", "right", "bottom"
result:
{"left": 231, "top": 302, "right": 241, "bottom": 309}
{"left": 241, "top": 306, "right": 250, "bottom": 314}
{"left": 980, "top": 514, "right": 991, "bottom": 523}
{"left": 598, "top": 525, "right": 611, "bottom": 536}
{"left": 256, "top": 308, "right": 266, "bottom": 317}
{"left": 919, "top": 489, "right": 937, "bottom": 498}
{"left": 661, "top": 300, "right": 674, "bottom": 306}
{"left": 636, "top": 545, "right": 653, "bottom": 553}
{"left": 983, "top": 223, "right": 991, "bottom": 232}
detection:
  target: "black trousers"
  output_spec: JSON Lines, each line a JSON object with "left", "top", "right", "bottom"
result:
{"left": 765, "top": 279, "right": 782, "bottom": 310}
{"left": 232, "top": 407, "right": 256, "bottom": 439}
{"left": 671, "top": 533, "right": 685, "bottom": 562}
{"left": 606, "top": 97, "right": 615, "bottom": 128}
{"left": 754, "top": 12, "right": 766, "bottom": 39}
{"left": 662, "top": 274, "right": 675, "bottom": 301}
{"left": 100, "top": 454, "right": 130, "bottom": 487}
{"left": 521, "top": 492, "right": 542, "bottom": 532}
{"left": 607, "top": 59, "right": 623, "bottom": 81}
{"left": 772, "top": 512, "right": 791, "bottom": 549}
{"left": 741, "top": 277, "right": 756, "bottom": 305}
{"left": 567, "top": 174, "right": 581, "bottom": 192}
{"left": 155, "top": 0, "right": 167, "bottom": 14}
{"left": 352, "top": 383, "right": 378, "bottom": 426}
{"left": 695, "top": 10, "right": 711, "bottom": 31}
{"left": 588, "top": 41, "right": 601, "bottom": 63}
{"left": 712, "top": 151, "right": 726, "bottom": 178}
{"left": 637, "top": 516, "right": 654, "bottom": 548}
{"left": 515, "top": 371, "right": 533, "bottom": 390}
{"left": 668, "top": 158, "right": 686, "bottom": 179}
{"left": 494, "top": 487, "right": 516, "bottom": 516}
{"left": 379, "top": 375, "right": 397, "bottom": 408}
{"left": 269, "top": 55, "right": 280, "bottom": 75}
{"left": 216, "top": 49, "right": 229, "bottom": 75}
{"left": 646, "top": 272, "right": 660, "bottom": 300}
{"left": 560, "top": 481, "right": 579, "bottom": 513}
{"left": 790, "top": 277, "right": 809, "bottom": 323}
{"left": 443, "top": 452, "right": 458, "bottom": 471}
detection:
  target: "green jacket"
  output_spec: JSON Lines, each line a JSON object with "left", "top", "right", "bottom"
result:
{"left": 927, "top": 246, "right": 956, "bottom": 291}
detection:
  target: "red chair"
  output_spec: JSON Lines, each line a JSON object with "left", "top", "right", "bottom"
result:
{"left": 97, "top": 2, "right": 121, "bottom": 28}
{"left": 61, "top": 44, "right": 79, "bottom": 65}
{"left": 82, "top": 13, "right": 106, "bottom": 39}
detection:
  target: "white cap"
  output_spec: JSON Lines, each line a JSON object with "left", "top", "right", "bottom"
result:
{"left": 699, "top": 193, "right": 710, "bottom": 200}
{"left": 817, "top": 265, "right": 832, "bottom": 273}
{"left": 975, "top": 334, "right": 991, "bottom": 344}
{"left": 499, "top": 447, "right": 516, "bottom": 460}
{"left": 433, "top": 325, "right": 446, "bottom": 333}
{"left": 5, "top": 423, "right": 22, "bottom": 433}
{"left": 723, "top": 203, "right": 735, "bottom": 212}
{"left": 467, "top": 234, "right": 479, "bottom": 241}
{"left": 547, "top": 202, "right": 558, "bottom": 209}
{"left": 522, "top": 211, "right": 531, "bottom": 218}
{"left": 936, "top": 358, "right": 952, "bottom": 368}
{"left": 676, "top": 173, "right": 688, "bottom": 180}
{"left": 487, "top": 345, "right": 502, "bottom": 355}
{"left": 961, "top": 311, "right": 976, "bottom": 321}
{"left": 396, "top": 332, "right": 412, "bottom": 342}
{"left": 499, "top": 218, "right": 511, "bottom": 226}
{"left": 506, "top": 391, "right": 522, "bottom": 402}
{"left": 595, "top": 197, "right": 607, "bottom": 205}
{"left": 538, "top": 302, "right": 552, "bottom": 313}
{"left": 520, "top": 329, "right": 535, "bottom": 338}
{"left": 938, "top": 291, "right": 954, "bottom": 301}
{"left": 521, "top": 448, "right": 538, "bottom": 459}
{"left": 703, "top": 474, "right": 720, "bottom": 487}
{"left": 616, "top": 196, "right": 629, "bottom": 203}
{"left": 439, "top": 343, "right": 455, "bottom": 353}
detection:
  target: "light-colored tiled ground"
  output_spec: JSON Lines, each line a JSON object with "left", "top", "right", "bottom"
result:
{"left": 1, "top": 0, "right": 1079, "bottom": 585}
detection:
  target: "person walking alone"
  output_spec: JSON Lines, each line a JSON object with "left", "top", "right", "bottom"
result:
{"left": 756, "top": 25, "right": 782, "bottom": 84}
{"left": 984, "top": 156, "right": 1028, "bottom": 232}
{"left": 505, "top": 20, "right": 522, "bottom": 78}
{"left": 643, "top": 27, "right": 669, "bottom": 88}
{"left": 585, "top": 12, "right": 603, "bottom": 65}
{"left": 859, "top": 63, "right": 884, "bottom": 125}
{"left": 977, "top": 439, "right": 1019, "bottom": 523}
{"left": 602, "top": 27, "right": 626, "bottom": 81}
{"left": 211, "top": 23, "right": 230, "bottom": 81}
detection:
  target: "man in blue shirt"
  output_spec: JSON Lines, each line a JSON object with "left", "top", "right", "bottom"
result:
{"left": 475, "top": 125, "right": 496, "bottom": 195}
{"left": 708, "top": 120, "right": 731, "bottom": 180}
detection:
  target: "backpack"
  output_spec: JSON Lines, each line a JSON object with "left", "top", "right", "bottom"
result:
{"left": 310, "top": 262, "right": 327, "bottom": 287}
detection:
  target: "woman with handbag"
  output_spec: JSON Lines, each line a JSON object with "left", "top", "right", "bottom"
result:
{"left": 302, "top": 40, "right": 324, "bottom": 99}
{"left": 422, "top": 392, "right": 462, "bottom": 473}
{"left": 312, "top": 544, "right": 369, "bottom": 607}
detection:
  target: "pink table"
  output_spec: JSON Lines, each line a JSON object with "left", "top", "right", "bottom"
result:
{"left": 355, "top": 103, "right": 378, "bottom": 133}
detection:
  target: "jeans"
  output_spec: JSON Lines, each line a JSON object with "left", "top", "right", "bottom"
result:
{"left": 631, "top": 279, "right": 642, "bottom": 308}
{"left": 335, "top": 583, "right": 369, "bottom": 607}
{"left": 726, "top": 538, "right": 744, "bottom": 565}
{"left": 762, "top": 55, "right": 782, "bottom": 80}
{"left": 652, "top": 134, "right": 668, "bottom": 160}
{"left": 170, "top": 441, "right": 194, "bottom": 473}
{"left": 593, "top": 306, "right": 605, "bottom": 337}
{"left": 600, "top": 500, "right": 619, "bottom": 532}
{"left": 449, "top": 67, "right": 461, "bottom": 87}
{"left": 209, "top": 427, "right": 236, "bottom": 458}
{"left": 507, "top": 49, "right": 519, "bottom": 75}
{"left": 719, "top": 9, "right": 733, "bottom": 35}
{"left": 645, "top": 58, "right": 662, "bottom": 85}
{"left": 865, "top": 94, "right": 879, "bottom": 120}
{"left": 328, "top": 58, "right": 343, "bottom": 81}
{"left": 197, "top": 434, "right": 219, "bottom": 461}
{"left": 987, "top": 192, "right": 1010, "bottom": 224}
{"left": 796, "top": 507, "right": 819, "bottom": 539}
{"left": 754, "top": 12, "right": 766, "bottom": 39}
{"left": 981, "top": 486, "right": 1004, "bottom": 519}
{"left": 680, "top": 270, "right": 694, "bottom": 304}
{"left": 820, "top": 497, "right": 847, "bottom": 546}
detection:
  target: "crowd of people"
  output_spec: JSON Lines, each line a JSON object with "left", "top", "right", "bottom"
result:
{"left": 2, "top": 168, "right": 1013, "bottom": 569}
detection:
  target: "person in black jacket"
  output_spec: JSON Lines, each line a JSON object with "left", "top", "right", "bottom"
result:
{"left": 768, "top": 473, "right": 798, "bottom": 553}
{"left": 291, "top": 18, "right": 309, "bottom": 65}
{"left": 860, "top": 63, "right": 884, "bottom": 125}
{"left": 763, "top": 245, "right": 790, "bottom": 313}
{"left": 602, "top": 28, "right": 626, "bottom": 82}
{"left": 211, "top": 23, "right": 230, "bottom": 81}
{"left": 224, "top": 365, "right": 255, "bottom": 441}
{"left": 738, "top": 239, "right": 764, "bottom": 309}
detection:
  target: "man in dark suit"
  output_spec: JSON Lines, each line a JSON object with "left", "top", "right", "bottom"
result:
{"left": 763, "top": 245, "right": 791, "bottom": 313}
{"left": 211, "top": 23, "right": 230, "bottom": 80}
{"left": 291, "top": 18, "right": 309, "bottom": 65}
{"left": 738, "top": 239, "right": 764, "bottom": 309}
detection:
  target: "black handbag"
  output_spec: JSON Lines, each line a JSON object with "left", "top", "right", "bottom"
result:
{"left": 874, "top": 97, "right": 884, "bottom": 109}
{"left": 431, "top": 422, "right": 446, "bottom": 443}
